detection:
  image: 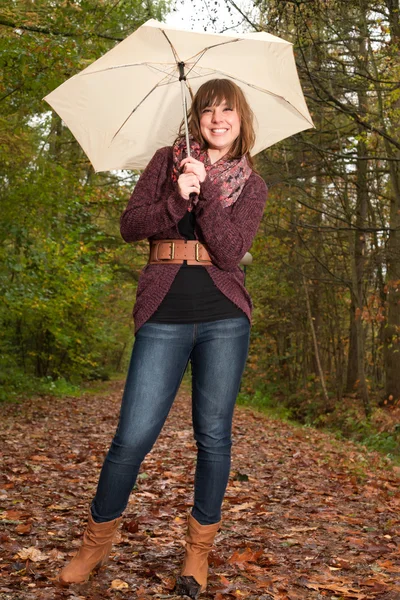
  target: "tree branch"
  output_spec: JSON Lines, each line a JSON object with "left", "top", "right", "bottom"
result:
{"left": 0, "top": 16, "right": 123, "bottom": 41}
{"left": 224, "top": 0, "right": 261, "bottom": 31}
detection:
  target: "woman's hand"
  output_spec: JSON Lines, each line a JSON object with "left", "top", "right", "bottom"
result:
{"left": 177, "top": 172, "right": 201, "bottom": 200}
{"left": 180, "top": 156, "right": 207, "bottom": 183}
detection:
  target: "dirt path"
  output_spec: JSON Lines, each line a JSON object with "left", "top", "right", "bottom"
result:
{"left": 0, "top": 381, "right": 399, "bottom": 599}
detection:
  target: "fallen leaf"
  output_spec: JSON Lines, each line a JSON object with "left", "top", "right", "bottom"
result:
{"left": 123, "top": 519, "right": 139, "bottom": 534}
{"left": 1, "top": 380, "right": 400, "bottom": 599}
{"left": 228, "top": 548, "right": 263, "bottom": 565}
{"left": 111, "top": 579, "right": 129, "bottom": 590}
{"left": 47, "top": 548, "right": 65, "bottom": 561}
{"left": 3, "top": 510, "right": 31, "bottom": 520}
{"left": 15, "top": 523, "right": 32, "bottom": 535}
{"left": 29, "top": 454, "right": 50, "bottom": 462}
{"left": 229, "top": 502, "right": 255, "bottom": 512}
{"left": 155, "top": 573, "right": 176, "bottom": 590}
{"left": 16, "top": 547, "right": 48, "bottom": 562}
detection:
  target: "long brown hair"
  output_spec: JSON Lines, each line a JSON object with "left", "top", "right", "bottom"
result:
{"left": 180, "top": 79, "right": 256, "bottom": 167}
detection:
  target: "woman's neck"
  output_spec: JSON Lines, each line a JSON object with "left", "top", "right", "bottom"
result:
{"left": 207, "top": 147, "right": 229, "bottom": 164}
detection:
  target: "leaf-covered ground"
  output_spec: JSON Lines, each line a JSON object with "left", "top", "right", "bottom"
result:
{"left": 1, "top": 381, "right": 399, "bottom": 600}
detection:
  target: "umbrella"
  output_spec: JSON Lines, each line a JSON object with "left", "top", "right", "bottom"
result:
{"left": 44, "top": 19, "right": 314, "bottom": 172}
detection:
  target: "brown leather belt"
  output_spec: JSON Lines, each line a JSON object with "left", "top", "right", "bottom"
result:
{"left": 149, "top": 239, "right": 212, "bottom": 266}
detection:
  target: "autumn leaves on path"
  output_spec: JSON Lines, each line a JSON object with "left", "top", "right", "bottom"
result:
{"left": 1, "top": 381, "right": 399, "bottom": 600}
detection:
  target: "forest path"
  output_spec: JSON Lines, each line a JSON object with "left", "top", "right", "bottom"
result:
{"left": 0, "top": 381, "right": 399, "bottom": 600}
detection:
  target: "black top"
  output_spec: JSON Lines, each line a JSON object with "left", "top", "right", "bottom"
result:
{"left": 148, "top": 211, "right": 245, "bottom": 324}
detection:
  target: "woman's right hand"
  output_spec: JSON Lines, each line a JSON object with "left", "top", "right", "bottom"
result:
{"left": 177, "top": 173, "right": 201, "bottom": 200}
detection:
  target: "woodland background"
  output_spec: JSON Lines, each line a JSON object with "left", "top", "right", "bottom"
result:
{"left": 1, "top": 0, "right": 400, "bottom": 456}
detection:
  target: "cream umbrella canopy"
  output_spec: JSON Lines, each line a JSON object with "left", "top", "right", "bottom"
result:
{"left": 43, "top": 19, "right": 314, "bottom": 172}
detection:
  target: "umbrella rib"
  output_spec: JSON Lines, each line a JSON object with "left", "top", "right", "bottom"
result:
{"left": 110, "top": 82, "right": 161, "bottom": 141}
{"left": 144, "top": 63, "right": 176, "bottom": 77}
{"left": 155, "top": 71, "right": 211, "bottom": 86}
{"left": 81, "top": 62, "right": 175, "bottom": 76}
{"left": 184, "top": 39, "right": 243, "bottom": 79}
{"left": 158, "top": 32, "right": 241, "bottom": 79}
{"left": 160, "top": 29, "right": 182, "bottom": 65}
{"left": 185, "top": 39, "right": 241, "bottom": 67}
{"left": 184, "top": 49, "right": 208, "bottom": 78}
{"left": 210, "top": 70, "right": 315, "bottom": 126}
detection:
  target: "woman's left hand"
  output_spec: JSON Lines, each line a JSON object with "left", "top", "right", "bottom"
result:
{"left": 180, "top": 157, "right": 207, "bottom": 183}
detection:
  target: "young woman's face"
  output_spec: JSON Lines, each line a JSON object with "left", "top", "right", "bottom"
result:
{"left": 199, "top": 99, "right": 241, "bottom": 156}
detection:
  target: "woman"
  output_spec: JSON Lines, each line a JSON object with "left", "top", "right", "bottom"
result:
{"left": 59, "top": 79, "right": 268, "bottom": 598}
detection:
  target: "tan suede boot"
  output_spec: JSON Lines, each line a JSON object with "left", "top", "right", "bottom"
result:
{"left": 175, "top": 514, "right": 221, "bottom": 598}
{"left": 59, "top": 512, "right": 122, "bottom": 584}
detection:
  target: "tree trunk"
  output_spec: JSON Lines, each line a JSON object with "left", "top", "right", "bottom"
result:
{"left": 350, "top": 0, "right": 371, "bottom": 415}
{"left": 303, "top": 273, "right": 329, "bottom": 404}
{"left": 377, "top": 2, "right": 400, "bottom": 403}
{"left": 346, "top": 299, "right": 359, "bottom": 393}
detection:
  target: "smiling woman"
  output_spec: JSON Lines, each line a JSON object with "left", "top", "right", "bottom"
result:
{"left": 200, "top": 101, "right": 241, "bottom": 161}
{"left": 188, "top": 79, "right": 255, "bottom": 165}
{"left": 58, "top": 79, "right": 268, "bottom": 600}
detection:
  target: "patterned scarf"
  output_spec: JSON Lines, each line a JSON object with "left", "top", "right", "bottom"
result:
{"left": 171, "top": 137, "right": 252, "bottom": 210}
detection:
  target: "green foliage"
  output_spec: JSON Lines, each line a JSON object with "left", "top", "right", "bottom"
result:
{"left": 0, "top": 369, "right": 81, "bottom": 404}
{"left": 334, "top": 415, "right": 400, "bottom": 459}
{"left": 0, "top": 0, "right": 170, "bottom": 398}
{"left": 240, "top": 384, "right": 400, "bottom": 460}
{"left": 241, "top": 0, "right": 400, "bottom": 415}
{"left": 237, "top": 385, "right": 293, "bottom": 422}
{"left": 2, "top": 227, "right": 112, "bottom": 377}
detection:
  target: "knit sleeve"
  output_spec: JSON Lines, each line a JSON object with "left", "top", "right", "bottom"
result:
{"left": 194, "top": 173, "right": 268, "bottom": 271}
{"left": 120, "top": 147, "right": 190, "bottom": 242}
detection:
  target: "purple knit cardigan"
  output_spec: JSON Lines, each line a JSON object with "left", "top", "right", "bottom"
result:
{"left": 120, "top": 147, "right": 268, "bottom": 332}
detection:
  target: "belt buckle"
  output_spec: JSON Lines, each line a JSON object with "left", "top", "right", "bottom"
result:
{"left": 195, "top": 243, "right": 208, "bottom": 263}
{"left": 156, "top": 241, "right": 175, "bottom": 261}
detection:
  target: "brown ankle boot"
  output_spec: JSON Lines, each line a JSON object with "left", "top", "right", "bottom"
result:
{"left": 59, "top": 512, "right": 122, "bottom": 584}
{"left": 175, "top": 514, "right": 221, "bottom": 598}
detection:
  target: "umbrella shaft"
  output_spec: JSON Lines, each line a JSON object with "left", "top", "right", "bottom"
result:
{"left": 180, "top": 78, "right": 191, "bottom": 158}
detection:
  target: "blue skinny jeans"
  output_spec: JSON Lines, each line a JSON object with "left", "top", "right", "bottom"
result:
{"left": 91, "top": 317, "right": 250, "bottom": 525}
